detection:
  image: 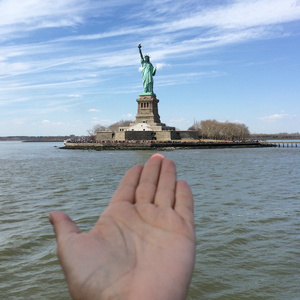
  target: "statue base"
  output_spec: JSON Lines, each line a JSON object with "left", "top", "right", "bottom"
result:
{"left": 116, "top": 94, "right": 175, "bottom": 137}
{"left": 95, "top": 93, "right": 200, "bottom": 141}
{"left": 135, "top": 94, "right": 162, "bottom": 125}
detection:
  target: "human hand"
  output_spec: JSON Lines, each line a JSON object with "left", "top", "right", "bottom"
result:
{"left": 49, "top": 154, "right": 195, "bottom": 300}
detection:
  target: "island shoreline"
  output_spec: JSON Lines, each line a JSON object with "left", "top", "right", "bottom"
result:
{"left": 61, "top": 141, "right": 276, "bottom": 151}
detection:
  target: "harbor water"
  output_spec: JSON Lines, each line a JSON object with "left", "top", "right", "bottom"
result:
{"left": 0, "top": 142, "right": 299, "bottom": 299}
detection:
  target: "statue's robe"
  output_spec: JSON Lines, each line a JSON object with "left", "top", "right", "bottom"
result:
{"left": 141, "top": 59, "right": 156, "bottom": 94}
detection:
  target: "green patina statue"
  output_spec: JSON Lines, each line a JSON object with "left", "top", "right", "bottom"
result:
{"left": 138, "top": 43, "right": 156, "bottom": 95}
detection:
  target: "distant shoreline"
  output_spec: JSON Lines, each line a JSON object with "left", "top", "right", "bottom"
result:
{"left": 0, "top": 137, "right": 70, "bottom": 142}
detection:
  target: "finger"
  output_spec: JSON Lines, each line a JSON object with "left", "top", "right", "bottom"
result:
{"left": 110, "top": 164, "right": 144, "bottom": 204}
{"left": 135, "top": 154, "right": 164, "bottom": 204}
{"left": 49, "top": 211, "right": 81, "bottom": 242}
{"left": 154, "top": 158, "right": 176, "bottom": 208}
{"left": 174, "top": 180, "right": 194, "bottom": 224}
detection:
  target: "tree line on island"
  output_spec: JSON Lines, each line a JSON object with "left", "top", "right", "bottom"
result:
{"left": 188, "top": 120, "right": 250, "bottom": 140}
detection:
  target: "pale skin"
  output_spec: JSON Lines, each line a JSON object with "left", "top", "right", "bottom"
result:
{"left": 49, "top": 154, "right": 195, "bottom": 300}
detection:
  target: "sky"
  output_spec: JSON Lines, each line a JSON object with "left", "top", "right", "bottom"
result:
{"left": 0, "top": 0, "right": 300, "bottom": 136}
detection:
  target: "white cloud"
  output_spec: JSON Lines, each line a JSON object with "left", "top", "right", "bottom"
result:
{"left": 0, "top": 0, "right": 82, "bottom": 36}
{"left": 42, "top": 119, "right": 64, "bottom": 126}
{"left": 88, "top": 108, "right": 100, "bottom": 112}
{"left": 66, "top": 0, "right": 300, "bottom": 47}
{"left": 141, "top": 0, "right": 300, "bottom": 32}
{"left": 259, "top": 113, "right": 295, "bottom": 121}
{"left": 0, "top": 0, "right": 127, "bottom": 42}
{"left": 0, "top": 62, "right": 30, "bottom": 76}
{"left": 155, "top": 63, "right": 168, "bottom": 70}
{"left": 122, "top": 113, "right": 133, "bottom": 119}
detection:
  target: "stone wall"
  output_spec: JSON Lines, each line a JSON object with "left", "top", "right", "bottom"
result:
{"left": 156, "top": 131, "right": 177, "bottom": 141}
{"left": 123, "top": 131, "right": 155, "bottom": 141}
{"left": 114, "top": 131, "right": 125, "bottom": 140}
{"left": 96, "top": 129, "right": 199, "bottom": 141}
{"left": 96, "top": 131, "right": 115, "bottom": 141}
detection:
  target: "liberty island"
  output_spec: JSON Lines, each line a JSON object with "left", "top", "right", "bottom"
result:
{"left": 63, "top": 45, "right": 275, "bottom": 149}
{"left": 95, "top": 44, "right": 198, "bottom": 142}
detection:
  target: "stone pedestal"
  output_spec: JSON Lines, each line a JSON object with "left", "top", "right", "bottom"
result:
{"left": 135, "top": 94, "right": 162, "bottom": 125}
{"left": 95, "top": 92, "right": 200, "bottom": 142}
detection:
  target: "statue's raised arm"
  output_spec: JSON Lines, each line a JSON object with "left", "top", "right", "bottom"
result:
{"left": 138, "top": 43, "right": 144, "bottom": 60}
{"left": 138, "top": 43, "right": 156, "bottom": 95}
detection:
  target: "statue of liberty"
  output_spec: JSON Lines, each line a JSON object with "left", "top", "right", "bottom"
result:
{"left": 138, "top": 44, "right": 156, "bottom": 95}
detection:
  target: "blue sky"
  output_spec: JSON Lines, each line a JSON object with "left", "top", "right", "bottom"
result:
{"left": 0, "top": 0, "right": 299, "bottom": 136}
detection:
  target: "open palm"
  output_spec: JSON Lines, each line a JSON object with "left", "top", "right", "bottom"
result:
{"left": 50, "top": 154, "right": 195, "bottom": 300}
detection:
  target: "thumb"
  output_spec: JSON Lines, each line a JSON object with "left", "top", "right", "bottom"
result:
{"left": 49, "top": 211, "right": 81, "bottom": 242}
